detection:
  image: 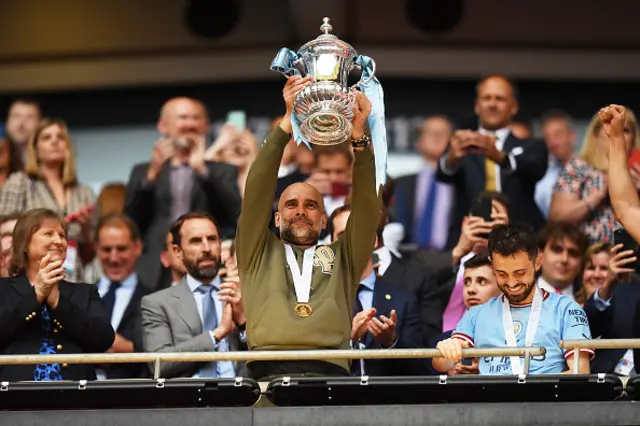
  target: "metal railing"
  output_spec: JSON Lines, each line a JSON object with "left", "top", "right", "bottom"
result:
{"left": 0, "top": 347, "right": 547, "bottom": 379}
{"left": 560, "top": 339, "right": 640, "bottom": 374}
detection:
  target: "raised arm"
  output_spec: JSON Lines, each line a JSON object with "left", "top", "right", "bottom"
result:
{"left": 343, "top": 91, "right": 384, "bottom": 285}
{"left": 236, "top": 75, "right": 313, "bottom": 274}
{"left": 602, "top": 105, "right": 640, "bottom": 241}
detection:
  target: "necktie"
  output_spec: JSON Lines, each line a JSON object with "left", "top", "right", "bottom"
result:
{"left": 196, "top": 284, "right": 218, "bottom": 377}
{"left": 417, "top": 172, "right": 438, "bottom": 249}
{"left": 484, "top": 133, "right": 499, "bottom": 191}
{"left": 34, "top": 306, "right": 62, "bottom": 381}
{"left": 102, "top": 281, "right": 121, "bottom": 321}
{"left": 352, "top": 284, "right": 366, "bottom": 317}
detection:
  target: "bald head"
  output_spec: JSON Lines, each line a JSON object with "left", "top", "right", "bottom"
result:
{"left": 158, "top": 97, "right": 209, "bottom": 140}
{"left": 275, "top": 182, "right": 327, "bottom": 248}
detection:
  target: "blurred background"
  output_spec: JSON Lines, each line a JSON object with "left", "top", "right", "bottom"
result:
{"left": 0, "top": 0, "right": 638, "bottom": 192}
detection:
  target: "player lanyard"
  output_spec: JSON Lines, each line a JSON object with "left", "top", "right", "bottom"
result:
{"left": 284, "top": 244, "right": 315, "bottom": 304}
{"left": 501, "top": 285, "right": 543, "bottom": 375}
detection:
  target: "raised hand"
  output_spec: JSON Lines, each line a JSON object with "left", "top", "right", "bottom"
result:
{"left": 368, "top": 310, "right": 397, "bottom": 348}
{"left": 279, "top": 76, "right": 314, "bottom": 135}
{"left": 187, "top": 135, "right": 207, "bottom": 176}
{"left": 147, "top": 138, "right": 174, "bottom": 182}
{"left": 351, "top": 308, "right": 376, "bottom": 341}
{"left": 351, "top": 91, "right": 372, "bottom": 140}
{"left": 598, "top": 104, "right": 627, "bottom": 140}
{"left": 218, "top": 281, "right": 245, "bottom": 326}
{"left": 34, "top": 253, "right": 65, "bottom": 304}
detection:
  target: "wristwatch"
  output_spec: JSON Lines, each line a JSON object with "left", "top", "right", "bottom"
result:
{"left": 351, "top": 133, "right": 371, "bottom": 149}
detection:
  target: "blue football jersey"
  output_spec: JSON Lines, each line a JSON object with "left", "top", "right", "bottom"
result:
{"left": 452, "top": 289, "right": 594, "bottom": 374}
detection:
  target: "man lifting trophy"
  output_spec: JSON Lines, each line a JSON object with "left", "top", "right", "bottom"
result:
{"left": 236, "top": 17, "right": 387, "bottom": 380}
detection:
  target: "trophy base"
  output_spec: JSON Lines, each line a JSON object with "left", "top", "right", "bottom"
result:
{"left": 300, "top": 109, "right": 353, "bottom": 146}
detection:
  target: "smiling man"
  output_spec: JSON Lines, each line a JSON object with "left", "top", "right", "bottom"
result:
{"left": 435, "top": 223, "right": 593, "bottom": 375}
{"left": 237, "top": 76, "right": 382, "bottom": 380}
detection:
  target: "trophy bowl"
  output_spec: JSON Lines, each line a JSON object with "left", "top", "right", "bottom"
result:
{"left": 286, "top": 17, "right": 376, "bottom": 146}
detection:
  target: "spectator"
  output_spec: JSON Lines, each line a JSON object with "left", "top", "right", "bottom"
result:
{"left": 536, "top": 222, "right": 589, "bottom": 299}
{"left": 0, "top": 213, "right": 20, "bottom": 278}
{"left": 330, "top": 205, "right": 424, "bottom": 376}
{"left": 141, "top": 212, "right": 247, "bottom": 378}
{"left": 125, "top": 97, "right": 242, "bottom": 291}
{"left": 205, "top": 124, "right": 259, "bottom": 196}
{"left": 4, "top": 99, "right": 41, "bottom": 162}
{"left": 550, "top": 107, "right": 640, "bottom": 243}
{"left": 0, "top": 137, "right": 23, "bottom": 189}
{"left": 435, "top": 222, "right": 593, "bottom": 375}
{"left": 437, "top": 74, "right": 548, "bottom": 248}
{"left": 159, "top": 229, "right": 187, "bottom": 289}
{"left": 0, "top": 118, "right": 96, "bottom": 283}
{"left": 508, "top": 120, "right": 533, "bottom": 139}
{"left": 0, "top": 208, "right": 114, "bottom": 381}
{"left": 577, "top": 242, "right": 613, "bottom": 306}
{"left": 535, "top": 109, "right": 577, "bottom": 218}
{"left": 393, "top": 115, "right": 454, "bottom": 250}
{"left": 94, "top": 213, "right": 149, "bottom": 379}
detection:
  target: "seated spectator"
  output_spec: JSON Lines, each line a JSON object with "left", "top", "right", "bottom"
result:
{"left": 550, "top": 107, "right": 640, "bottom": 243}
{"left": 577, "top": 242, "right": 613, "bottom": 306}
{"left": 0, "top": 208, "right": 114, "bottom": 381}
{"left": 94, "top": 213, "right": 149, "bottom": 379}
{"left": 585, "top": 243, "right": 639, "bottom": 374}
{"left": 435, "top": 222, "right": 593, "bottom": 375}
{"left": 537, "top": 222, "right": 589, "bottom": 299}
{"left": 141, "top": 212, "right": 247, "bottom": 378}
{"left": 205, "top": 124, "right": 259, "bottom": 196}
{"left": 0, "top": 118, "right": 96, "bottom": 283}
{"left": 331, "top": 205, "right": 424, "bottom": 376}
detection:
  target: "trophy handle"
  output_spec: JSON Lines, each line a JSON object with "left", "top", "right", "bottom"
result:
{"left": 350, "top": 57, "right": 376, "bottom": 90}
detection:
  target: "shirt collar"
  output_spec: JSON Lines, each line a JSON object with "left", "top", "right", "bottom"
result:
{"left": 373, "top": 246, "right": 393, "bottom": 275}
{"left": 537, "top": 276, "right": 573, "bottom": 298}
{"left": 360, "top": 271, "right": 377, "bottom": 291}
{"left": 98, "top": 272, "right": 138, "bottom": 291}
{"left": 479, "top": 126, "right": 510, "bottom": 141}
{"left": 186, "top": 274, "right": 222, "bottom": 292}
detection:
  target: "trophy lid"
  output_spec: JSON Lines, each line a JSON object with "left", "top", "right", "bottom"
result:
{"left": 297, "top": 17, "right": 358, "bottom": 59}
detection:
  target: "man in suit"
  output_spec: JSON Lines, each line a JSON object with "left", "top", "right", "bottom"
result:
{"left": 371, "top": 206, "right": 443, "bottom": 343}
{"left": 437, "top": 74, "right": 548, "bottom": 247}
{"left": 141, "top": 212, "right": 247, "bottom": 378}
{"left": 125, "top": 97, "right": 242, "bottom": 291}
{"left": 393, "top": 115, "right": 454, "bottom": 250}
{"left": 94, "top": 213, "right": 149, "bottom": 379}
{"left": 330, "top": 206, "right": 424, "bottom": 376}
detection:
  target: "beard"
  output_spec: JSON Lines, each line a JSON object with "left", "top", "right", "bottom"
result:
{"left": 499, "top": 279, "right": 536, "bottom": 304}
{"left": 183, "top": 252, "right": 220, "bottom": 281}
{"left": 280, "top": 215, "right": 319, "bottom": 246}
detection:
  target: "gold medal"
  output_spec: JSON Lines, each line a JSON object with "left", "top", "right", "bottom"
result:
{"left": 295, "top": 302, "right": 313, "bottom": 317}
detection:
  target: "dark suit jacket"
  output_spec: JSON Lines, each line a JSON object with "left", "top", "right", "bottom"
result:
{"left": 99, "top": 281, "right": 151, "bottom": 379}
{"left": 585, "top": 279, "right": 640, "bottom": 373}
{"left": 380, "top": 254, "right": 444, "bottom": 343}
{"left": 0, "top": 276, "right": 115, "bottom": 381}
{"left": 437, "top": 132, "right": 548, "bottom": 247}
{"left": 351, "top": 278, "right": 425, "bottom": 376}
{"left": 125, "top": 161, "right": 242, "bottom": 291}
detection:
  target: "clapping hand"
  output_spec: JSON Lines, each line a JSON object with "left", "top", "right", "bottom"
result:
{"left": 598, "top": 104, "right": 627, "bottom": 141}
{"left": 34, "top": 253, "right": 64, "bottom": 304}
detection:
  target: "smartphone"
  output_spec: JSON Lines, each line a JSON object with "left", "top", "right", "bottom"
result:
{"left": 614, "top": 228, "right": 639, "bottom": 254}
{"left": 470, "top": 195, "right": 493, "bottom": 223}
{"left": 331, "top": 181, "right": 351, "bottom": 197}
{"left": 226, "top": 110, "right": 246, "bottom": 131}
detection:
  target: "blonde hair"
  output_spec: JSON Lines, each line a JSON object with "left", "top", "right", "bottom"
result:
{"left": 579, "top": 107, "right": 640, "bottom": 171}
{"left": 24, "top": 118, "right": 78, "bottom": 186}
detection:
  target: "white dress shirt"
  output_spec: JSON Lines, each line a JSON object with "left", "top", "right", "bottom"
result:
{"left": 537, "top": 276, "right": 574, "bottom": 300}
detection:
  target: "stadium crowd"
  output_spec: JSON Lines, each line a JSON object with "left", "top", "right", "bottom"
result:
{"left": 0, "top": 73, "right": 638, "bottom": 381}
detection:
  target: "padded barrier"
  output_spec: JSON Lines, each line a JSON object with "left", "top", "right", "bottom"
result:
{"left": 0, "top": 378, "right": 261, "bottom": 410}
{"left": 266, "top": 374, "right": 624, "bottom": 406}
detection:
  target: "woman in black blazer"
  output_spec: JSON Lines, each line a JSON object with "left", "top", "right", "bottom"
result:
{"left": 0, "top": 208, "right": 115, "bottom": 381}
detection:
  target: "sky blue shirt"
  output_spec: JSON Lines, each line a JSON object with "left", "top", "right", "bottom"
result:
{"left": 453, "top": 289, "right": 594, "bottom": 374}
{"left": 358, "top": 271, "right": 377, "bottom": 311}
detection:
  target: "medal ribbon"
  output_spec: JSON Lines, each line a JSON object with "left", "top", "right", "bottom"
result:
{"left": 284, "top": 244, "right": 315, "bottom": 304}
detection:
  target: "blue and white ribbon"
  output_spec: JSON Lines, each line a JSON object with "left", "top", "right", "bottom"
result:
{"left": 270, "top": 48, "right": 388, "bottom": 193}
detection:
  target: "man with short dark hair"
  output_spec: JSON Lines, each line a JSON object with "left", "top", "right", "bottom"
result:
{"left": 435, "top": 222, "right": 593, "bottom": 375}
{"left": 141, "top": 212, "right": 246, "bottom": 378}
{"left": 94, "top": 213, "right": 148, "bottom": 379}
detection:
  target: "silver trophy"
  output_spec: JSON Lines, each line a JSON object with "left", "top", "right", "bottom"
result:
{"left": 282, "top": 17, "right": 376, "bottom": 146}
